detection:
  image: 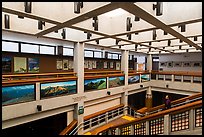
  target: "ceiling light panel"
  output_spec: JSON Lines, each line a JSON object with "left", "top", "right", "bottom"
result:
{"left": 3, "top": 2, "right": 110, "bottom": 23}
{"left": 2, "top": 12, "right": 55, "bottom": 34}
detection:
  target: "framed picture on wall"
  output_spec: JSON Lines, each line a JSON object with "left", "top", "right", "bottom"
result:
{"left": 173, "top": 62, "right": 182, "bottom": 67}
{"left": 183, "top": 62, "right": 191, "bottom": 67}
{"left": 192, "top": 61, "right": 201, "bottom": 67}
{"left": 68, "top": 60, "right": 73, "bottom": 69}
{"left": 92, "top": 60, "right": 96, "bottom": 69}
{"left": 104, "top": 61, "right": 108, "bottom": 69}
{"left": 14, "top": 57, "right": 27, "bottom": 73}
{"left": 28, "top": 58, "right": 39, "bottom": 72}
{"left": 110, "top": 62, "right": 114, "bottom": 69}
{"left": 160, "top": 62, "right": 167, "bottom": 67}
{"left": 63, "top": 59, "right": 69, "bottom": 70}
{"left": 116, "top": 62, "right": 120, "bottom": 70}
{"left": 2, "top": 56, "right": 12, "bottom": 73}
{"left": 56, "top": 60, "right": 63, "bottom": 70}
{"left": 167, "top": 62, "right": 173, "bottom": 68}
{"left": 84, "top": 60, "right": 88, "bottom": 69}
{"left": 88, "top": 60, "right": 92, "bottom": 69}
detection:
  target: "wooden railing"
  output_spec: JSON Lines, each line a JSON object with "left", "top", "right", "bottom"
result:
{"left": 94, "top": 100, "right": 202, "bottom": 135}
{"left": 147, "top": 92, "right": 202, "bottom": 114}
{"left": 85, "top": 70, "right": 123, "bottom": 76}
{"left": 2, "top": 72, "right": 76, "bottom": 80}
{"left": 2, "top": 76, "right": 77, "bottom": 87}
{"left": 59, "top": 119, "right": 78, "bottom": 135}
{"left": 151, "top": 70, "right": 202, "bottom": 77}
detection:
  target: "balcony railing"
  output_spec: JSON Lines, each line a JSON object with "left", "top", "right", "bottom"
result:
{"left": 98, "top": 100, "right": 202, "bottom": 135}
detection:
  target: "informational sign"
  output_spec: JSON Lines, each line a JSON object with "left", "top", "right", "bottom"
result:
{"left": 78, "top": 106, "right": 84, "bottom": 115}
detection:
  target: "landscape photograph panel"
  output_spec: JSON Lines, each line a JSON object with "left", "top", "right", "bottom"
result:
{"left": 109, "top": 76, "right": 125, "bottom": 88}
{"left": 2, "top": 84, "right": 35, "bottom": 106}
{"left": 28, "top": 58, "right": 39, "bottom": 72}
{"left": 2, "top": 56, "right": 12, "bottom": 73}
{"left": 128, "top": 75, "right": 140, "bottom": 84}
{"left": 40, "top": 81, "right": 77, "bottom": 98}
{"left": 141, "top": 74, "right": 150, "bottom": 82}
{"left": 84, "top": 78, "right": 107, "bottom": 91}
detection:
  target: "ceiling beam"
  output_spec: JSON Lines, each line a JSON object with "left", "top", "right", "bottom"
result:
{"left": 81, "top": 18, "right": 202, "bottom": 43}
{"left": 34, "top": 3, "right": 121, "bottom": 37}
{"left": 118, "top": 3, "right": 201, "bottom": 50}
{"left": 108, "top": 34, "right": 202, "bottom": 47}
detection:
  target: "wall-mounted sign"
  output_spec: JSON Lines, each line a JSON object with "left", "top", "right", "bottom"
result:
{"left": 78, "top": 106, "right": 84, "bottom": 115}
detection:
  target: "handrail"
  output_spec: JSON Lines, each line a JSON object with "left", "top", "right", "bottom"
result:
{"left": 151, "top": 70, "right": 202, "bottom": 77}
{"left": 59, "top": 119, "right": 78, "bottom": 135}
{"left": 128, "top": 72, "right": 150, "bottom": 76}
{"left": 102, "top": 100, "right": 202, "bottom": 133}
{"left": 2, "top": 72, "right": 76, "bottom": 79}
{"left": 85, "top": 70, "right": 123, "bottom": 76}
{"left": 147, "top": 92, "right": 202, "bottom": 114}
{"left": 2, "top": 76, "right": 77, "bottom": 86}
{"left": 84, "top": 73, "right": 125, "bottom": 80}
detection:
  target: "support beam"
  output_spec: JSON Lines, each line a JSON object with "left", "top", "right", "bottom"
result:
{"left": 34, "top": 3, "right": 121, "bottom": 37}
{"left": 119, "top": 3, "right": 201, "bottom": 50}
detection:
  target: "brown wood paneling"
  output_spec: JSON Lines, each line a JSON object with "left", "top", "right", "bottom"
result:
{"left": 2, "top": 52, "right": 73, "bottom": 74}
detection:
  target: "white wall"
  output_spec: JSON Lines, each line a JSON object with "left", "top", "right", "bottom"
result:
{"left": 158, "top": 52, "right": 202, "bottom": 72}
{"left": 84, "top": 98, "right": 120, "bottom": 116}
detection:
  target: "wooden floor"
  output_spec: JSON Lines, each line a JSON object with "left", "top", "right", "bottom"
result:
{"left": 84, "top": 115, "right": 137, "bottom": 135}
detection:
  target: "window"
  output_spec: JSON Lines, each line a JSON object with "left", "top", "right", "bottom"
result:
{"left": 63, "top": 48, "right": 73, "bottom": 56}
{"left": 94, "top": 51, "right": 102, "bottom": 58}
{"left": 40, "top": 45, "right": 55, "bottom": 55}
{"left": 21, "top": 43, "right": 39, "bottom": 54}
{"left": 112, "top": 54, "right": 118, "bottom": 59}
{"left": 85, "top": 50, "right": 93, "bottom": 57}
{"left": 2, "top": 41, "right": 19, "bottom": 52}
{"left": 108, "top": 53, "right": 112, "bottom": 59}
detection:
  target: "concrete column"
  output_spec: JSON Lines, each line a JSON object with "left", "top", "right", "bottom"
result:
{"left": 145, "top": 86, "right": 152, "bottom": 109}
{"left": 74, "top": 42, "right": 84, "bottom": 95}
{"left": 121, "top": 50, "right": 129, "bottom": 86}
{"left": 73, "top": 42, "right": 85, "bottom": 135}
{"left": 189, "top": 109, "right": 194, "bottom": 131}
{"left": 121, "top": 50, "right": 129, "bottom": 115}
{"left": 171, "top": 74, "right": 174, "bottom": 82}
{"left": 146, "top": 54, "right": 152, "bottom": 72}
{"left": 36, "top": 83, "right": 40, "bottom": 101}
{"left": 145, "top": 121, "right": 149, "bottom": 135}
{"left": 67, "top": 111, "right": 74, "bottom": 125}
{"left": 163, "top": 114, "right": 170, "bottom": 135}
{"left": 130, "top": 124, "right": 134, "bottom": 135}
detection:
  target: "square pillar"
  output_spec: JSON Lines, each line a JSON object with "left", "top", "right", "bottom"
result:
{"left": 74, "top": 42, "right": 84, "bottom": 94}
{"left": 73, "top": 42, "right": 85, "bottom": 135}
{"left": 146, "top": 54, "right": 152, "bottom": 73}
{"left": 121, "top": 50, "right": 129, "bottom": 115}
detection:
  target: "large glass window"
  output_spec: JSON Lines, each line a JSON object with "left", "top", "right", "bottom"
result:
{"left": 2, "top": 41, "right": 19, "bottom": 52}
{"left": 85, "top": 50, "right": 93, "bottom": 57}
{"left": 112, "top": 54, "right": 118, "bottom": 59}
{"left": 40, "top": 45, "right": 55, "bottom": 55}
{"left": 63, "top": 48, "right": 73, "bottom": 56}
{"left": 94, "top": 51, "right": 102, "bottom": 58}
{"left": 21, "top": 43, "right": 39, "bottom": 54}
{"left": 108, "top": 53, "right": 112, "bottom": 59}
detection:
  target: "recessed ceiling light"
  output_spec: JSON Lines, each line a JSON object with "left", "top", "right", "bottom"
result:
{"left": 102, "top": 8, "right": 128, "bottom": 17}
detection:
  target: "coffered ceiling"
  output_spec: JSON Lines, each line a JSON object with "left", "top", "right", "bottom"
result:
{"left": 2, "top": 2, "right": 202, "bottom": 54}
